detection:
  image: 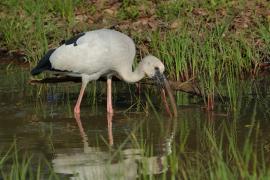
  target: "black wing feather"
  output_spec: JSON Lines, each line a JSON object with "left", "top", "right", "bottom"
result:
{"left": 59, "top": 32, "right": 85, "bottom": 46}
{"left": 31, "top": 49, "right": 55, "bottom": 75}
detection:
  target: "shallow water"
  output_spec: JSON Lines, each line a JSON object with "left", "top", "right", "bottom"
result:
{"left": 0, "top": 63, "right": 270, "bottom": 179}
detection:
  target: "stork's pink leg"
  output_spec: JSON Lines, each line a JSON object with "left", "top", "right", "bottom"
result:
{"left": 74, "top": 82, "right": 88, "bottom": 114}
{"left": 107, "top": 78, "right": 113, "bottom": 114}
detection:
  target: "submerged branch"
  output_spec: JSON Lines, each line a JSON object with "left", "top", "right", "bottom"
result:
{"left": 29, "top": 76, "right": 203, "bottom": 97}
{"left": 29, "top": 76, "right": 230, "bottom": 102}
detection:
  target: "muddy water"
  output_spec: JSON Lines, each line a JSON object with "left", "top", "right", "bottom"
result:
{"left": 0, "top": 63, "right": 270, "bottom": 179}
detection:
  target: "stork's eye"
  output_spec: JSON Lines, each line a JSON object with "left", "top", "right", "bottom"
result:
{"left": 154, "top": 67, "right": 159, "bottom": 71}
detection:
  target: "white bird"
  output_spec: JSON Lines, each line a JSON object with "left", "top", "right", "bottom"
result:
{"left": 31, "top": 29, "right": 177, "bottom": 116}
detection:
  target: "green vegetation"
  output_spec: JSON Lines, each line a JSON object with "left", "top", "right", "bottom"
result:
{"left": 0, "top": 0, "right": 269, "bottom": 109}
{"left": 0, "top": 141, "right": 58, "bottom": 180}
{"left": 1, "top": 1, "right": 270, "bottom": 179}
{"left": 1, "top": 64, "right": 270, "bottom": 179}
{"left": 1, "top": 101, "right": 270, "bottom": 179}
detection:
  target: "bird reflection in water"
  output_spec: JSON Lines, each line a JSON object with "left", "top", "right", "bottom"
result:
{"left": 52, "top": 114, "right": 176, "bottom": 179}
{"left": 74, "top": 113, "right": 113, "bottom": 147}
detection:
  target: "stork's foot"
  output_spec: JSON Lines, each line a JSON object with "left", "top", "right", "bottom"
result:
{"left": 74, "top": 106, "right": 80, "bottom": 114}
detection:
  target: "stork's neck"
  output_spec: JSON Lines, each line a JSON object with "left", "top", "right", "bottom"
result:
{"left": 118, "top": 62, "right": 145, "bottom": 83}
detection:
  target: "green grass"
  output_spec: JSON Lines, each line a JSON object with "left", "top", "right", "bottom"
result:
{"left": 0, "top": 0, "right": 81, "bottom": 65}
{"left": 1, "top": 1, "right": 270, "bottom": 178}
{"left": 0, "top": 0, "right": 269, "bottom": 109}
{"left": 150, "top": 19, "right": 269, "bottom": 109}
{"left": 0, "top": 141, "right": 59, "bottom": 180}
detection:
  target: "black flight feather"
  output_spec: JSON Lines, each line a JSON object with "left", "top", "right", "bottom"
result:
{"left": 31, "top": 49, "right": 55, "bottom": 75}
{"left": 60, "top": 32, "right": 85, "bottom": 46}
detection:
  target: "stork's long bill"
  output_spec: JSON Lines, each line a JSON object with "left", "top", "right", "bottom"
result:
{"left": 154, "top": 68, "right": 178, "bottom": 117}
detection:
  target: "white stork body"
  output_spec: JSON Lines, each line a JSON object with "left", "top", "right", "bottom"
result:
{"left": 31, "top": 29, "right": 177, "bottom": 116}
{"left": 50, "top": 29, "right": 135, "bottom": 81}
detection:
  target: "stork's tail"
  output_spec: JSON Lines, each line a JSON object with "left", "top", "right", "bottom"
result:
{"left": 31, "top": 49, "right": 55, "bottom": 75}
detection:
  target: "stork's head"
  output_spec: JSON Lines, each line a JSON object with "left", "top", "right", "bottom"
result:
{"left": 141, "top": 55, "right": 165, "bottom": 78}
{"left": 141, "top": 55, "right": 177, "bottom": 117}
